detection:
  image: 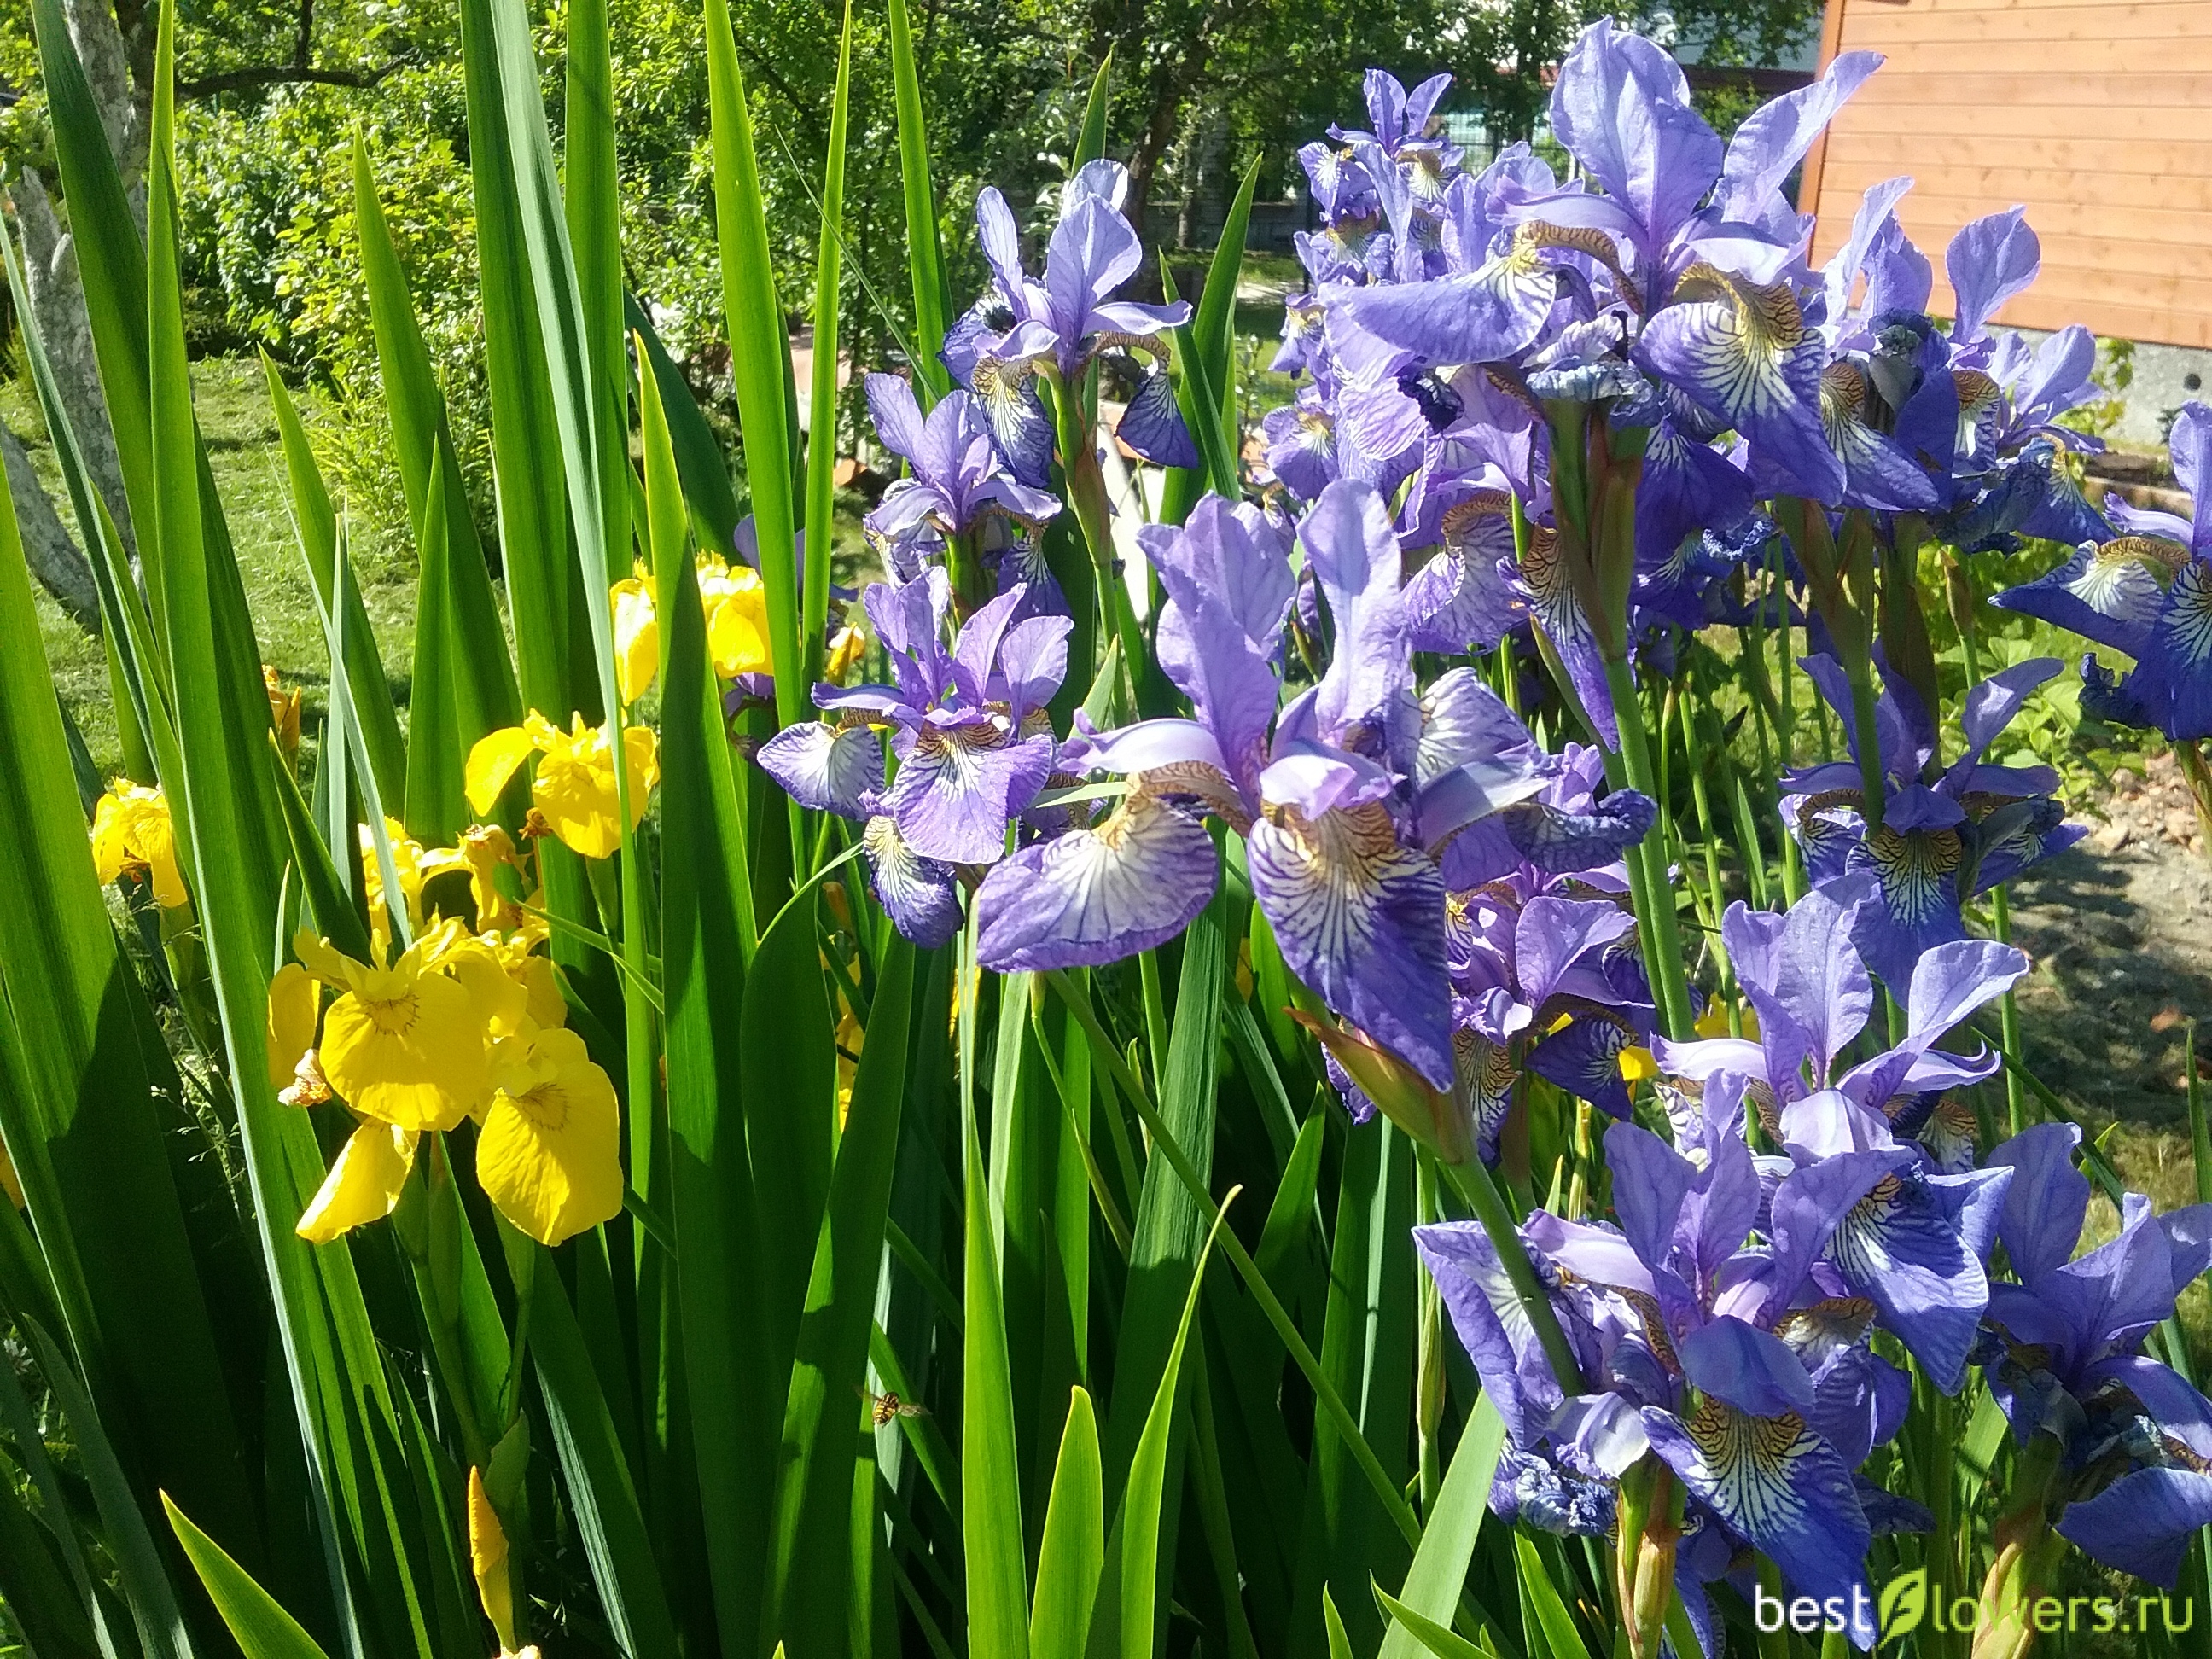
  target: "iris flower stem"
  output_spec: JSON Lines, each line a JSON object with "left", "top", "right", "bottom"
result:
{"left": 1947, "top": 555, "right": 2030, "bottom": 1132}
{"left": 1046, "top": 374, "right": 1149, "bottom": 713}
{"left": 1602, "top": 652, "right": 1696, "bottom": 1043}
{"left": 1847, "top": 661, "right": 1887, "bottom": 837}
{"left": 1441, "top": 1154, "right": 1585, "bottom": 1397}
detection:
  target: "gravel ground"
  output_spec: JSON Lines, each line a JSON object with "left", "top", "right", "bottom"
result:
{"left": 2005, "top": 749, "right": 2212, "bottom": 1214}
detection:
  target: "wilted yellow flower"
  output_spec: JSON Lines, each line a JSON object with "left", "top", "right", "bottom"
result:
{"left": 696, "top": 555, "right": 772, "bottom": 679}
{"left": 265, "top": 666, "right": 301, "bottom": 760}
{"left": 464, "top": 713, "right": 660, "bottom": 861}
{"left": 474, "top": 1025, "right": 622, "bottom": 1246}
{"left": 296, "top": 1120, "right": 418, "bottom": 1243}
{"left": 296, "top": 924, "right": 487, "bottom": 1131}
{"left": 469, "top": 1467, "right": 525, "bottom": 1656}
{"left": 611, "top": 567, "right": 660, "bottom": 705}
{"left": 90, "top": 781, "right": 188, "bottom": 908}
{"left": 0, "top": 1138, "right": 22, "bottom": 1209}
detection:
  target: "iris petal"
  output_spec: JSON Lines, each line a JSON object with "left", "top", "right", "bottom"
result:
{"left": 975, "top": 789, "right": 1219, "bottom": 971}
{"left": 861, "top": 815, "right": 964, "bottom": 950}
{"left": 757, "top": 719, "right": 883, "bottom": 818}
{"left": 1249, "top": 800, "right": 1452, "bottom": 1089}
{"left": 1644, "top": 1400, "right": 1871, "bottom": 1622}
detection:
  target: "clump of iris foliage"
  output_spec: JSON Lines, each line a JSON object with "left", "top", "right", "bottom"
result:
{"left": 3, "top": 4, "right": 2212, "bottom": 1659}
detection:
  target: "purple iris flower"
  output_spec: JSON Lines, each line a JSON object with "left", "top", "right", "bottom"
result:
{"left": 941, "top": 160, "right": 1196, "bottom": 484}
{"left": 1815, "top": 182, "right": 2109, "bottom": 541}
{"left": 1997, "top": 401, "right": 2212, "bottom": 742}
{"left": 757, "top": 570, "right": 1067, "bottom": 942}
{"left": 1420, "top": 1072, "right": 1922, "bottom": 1645}
{"left": 975, "top": 482, "right": 1617, "bottom": 1091}
{"left": 1978, "top": 1123, "right": 2212, "bottom": 1586}
{"left": 1397, "top": 467, "right": 1522, "bottom": 654}
{"left": 1319, "top": 744, "right": 1656, "bottom": 1156}
{"left": 863, "top": 374, "right": 1061, "bottom": 550}
{"left": 1779, "top": 654, "right": 2082, "bottom": 990}
{"left": 1655, "top": 889, "right": 2028, "bottom": 1389}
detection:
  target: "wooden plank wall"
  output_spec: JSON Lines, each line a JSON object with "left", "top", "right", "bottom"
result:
{"left": 1800, "top": 0, "right": 2212, "bottom": 347}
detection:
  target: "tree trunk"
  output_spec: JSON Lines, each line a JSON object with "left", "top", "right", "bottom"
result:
{"left": 2, "top": 420, "right": 103, "bottom": 630}
{"left": 13, "top": 170, "right": 138, "bottom": 556}
{"left": 1, "top": 0, "right": 152, "bottom": 633}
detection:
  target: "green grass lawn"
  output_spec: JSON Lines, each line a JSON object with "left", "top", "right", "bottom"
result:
{"left": 9, "top": 356, "right": 421, "bottom": 781}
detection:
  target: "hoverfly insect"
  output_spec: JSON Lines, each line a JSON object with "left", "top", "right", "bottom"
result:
{"left": 857, "top": 1385, "right": 930, "bottom": 1428}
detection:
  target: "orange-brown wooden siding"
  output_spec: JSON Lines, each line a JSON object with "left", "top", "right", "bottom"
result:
{"left": 1800, "top": 0, "right": 2212, "bottom": 347}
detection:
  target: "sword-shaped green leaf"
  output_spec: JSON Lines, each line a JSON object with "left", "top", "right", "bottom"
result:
{"left": 887, "top": 0, "right": 952, "bottom": 402}
{"left": 704, "top": 0, "right": 802, "bottom": 734}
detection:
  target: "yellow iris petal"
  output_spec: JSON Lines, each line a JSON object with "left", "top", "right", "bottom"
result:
{"left": 318, "top": 960, "right": 488, "bottom": 1131}
{"left": 465, "top": 720, "right": 549, "bottom": 818}
{"left": 706, "top": 568, "right": 773, "bottom": 679}
{"left": 443, "top": 939, "right": 532, "bottom": 1041}
{"left": 475, "top": 1027, "right": 623, "bottom": 1246}
{"left": 612, "top": 573, "right": 660, "bottom": 705}
{"left": 295, "top": 1120, "right": 419, "bottom": 1243}
{"left": 824, "top": 623, "right": 866, "bottom": 683}
{"left": 1617, "top": 1045, "right": 1659, "bottom": 1083}
{"left": 266, "top": 961, "right": 320, "bottom": 1089}
{"left": 293, "top": 928, "right": 354, "bottom": 986}
{"left": 90, "top": 789, "right": 132, "bottom": 883}
{"left": 509, "top": 950, "right": 567, "bottom": 1032}
{"left": 133, "top": 800, "right": 189, "bottom": 908}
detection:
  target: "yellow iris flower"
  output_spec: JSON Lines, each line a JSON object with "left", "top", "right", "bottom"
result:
{"left": 295, "top": 923, "right": 488, "bottom": 1131}
{"left": 475, "top": 1025, "right": 623, "bottom": 1246}
{"left": 90, "top": 780, "right": 189, "bottom": 908}
{"left": 607, "top": 555, "right": 776, "bottom": 705}
{"left": 696, "top": 555, "right": 773, "bottom": 680}
{"left": 1616, "top": 1045, "right": 1660, "bottom": 1083}
{"left": 465, "top": 713, "right": 659, "bottom": 860}
{"left": 610, "top": 567, "right": 660, "bottom": 706}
